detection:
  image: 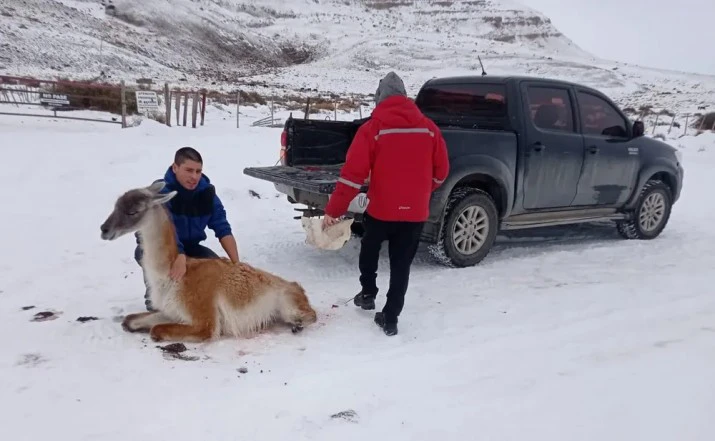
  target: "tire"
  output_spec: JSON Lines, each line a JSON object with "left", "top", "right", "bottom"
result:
{"left": 616, "top": 179, "right": 673, "bottom": 240}
{"left": 428, "top": 187, "right": 499, "bottom": 267}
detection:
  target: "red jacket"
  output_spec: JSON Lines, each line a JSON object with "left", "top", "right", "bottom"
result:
{"left": 324, "top": 95, "right": 449, "bottom": 222}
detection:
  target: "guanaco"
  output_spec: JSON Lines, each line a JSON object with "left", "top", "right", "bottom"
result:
{"left": 100, "top": 181, "right": 317, "bottom": 343}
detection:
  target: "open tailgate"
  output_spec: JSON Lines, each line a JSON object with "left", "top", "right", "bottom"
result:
{"left": 243, "top": 165, "right": 357, "bottom": 194}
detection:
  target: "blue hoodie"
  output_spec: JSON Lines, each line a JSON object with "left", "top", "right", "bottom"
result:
{"left": 139, "top": 166, "right": 233, "bottom": 254}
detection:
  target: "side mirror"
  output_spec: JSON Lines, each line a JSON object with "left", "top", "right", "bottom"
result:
{"left": 632, "top": 120, "right": 644, "bottom": 138}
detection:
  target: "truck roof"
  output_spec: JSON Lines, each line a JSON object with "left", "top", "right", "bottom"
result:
{"left": 422, "top": 74, "right": 585, "bottom": 89}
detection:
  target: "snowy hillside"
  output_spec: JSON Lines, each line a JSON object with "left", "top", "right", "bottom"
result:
{"left": 1, "top": 108, "right": 714, "bottom": 441}
{"left": 1, "top": 0, "right": 714, "bottom": 114}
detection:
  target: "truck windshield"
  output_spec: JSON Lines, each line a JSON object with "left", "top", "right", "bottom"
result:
{"left": 415, "top": 82, "right": 508, "bottom": 119}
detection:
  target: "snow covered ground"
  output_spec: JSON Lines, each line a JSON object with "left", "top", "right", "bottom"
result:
{"left": 1, "top": 105, "right": 715, "bottom": 440}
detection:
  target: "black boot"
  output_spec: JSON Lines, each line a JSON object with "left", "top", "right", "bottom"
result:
{"left": 353, "top": 291, "right": 376, "bottom": 310}
{"left": 374, "top": 312, "right": 398, "bottom": 336}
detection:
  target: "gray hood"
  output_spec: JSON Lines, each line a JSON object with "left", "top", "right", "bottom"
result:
{"left": 375, "top": 71, "right": 407, "bottom": 105}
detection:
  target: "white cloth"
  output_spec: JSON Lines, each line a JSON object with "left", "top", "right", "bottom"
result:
{"left": 301, "top": 216, "right": 354, "bottom": 250}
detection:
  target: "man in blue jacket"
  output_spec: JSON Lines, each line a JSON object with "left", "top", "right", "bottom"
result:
{"left": 134, "top": 147, "right": 239, "bottom": 311}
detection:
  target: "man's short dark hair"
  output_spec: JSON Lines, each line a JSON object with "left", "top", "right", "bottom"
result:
{"left": 174, "top": 147, "right": 203, "bottom": 165}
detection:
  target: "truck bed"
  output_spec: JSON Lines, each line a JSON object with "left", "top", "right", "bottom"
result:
{"left": 242, "top": 164, "right": 352, "bottom": 194}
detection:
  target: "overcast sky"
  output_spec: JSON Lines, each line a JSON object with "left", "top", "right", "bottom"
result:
{"left": 516, "top": 0, "right": 714, "bottom": 75}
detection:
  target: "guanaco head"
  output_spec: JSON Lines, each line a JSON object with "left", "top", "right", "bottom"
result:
{"left": 100, "top": 181, "right": 177, "bottom": 241}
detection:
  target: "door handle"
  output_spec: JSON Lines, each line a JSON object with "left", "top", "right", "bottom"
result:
{"left": 588, "top": 145, "right": 599, "bottom": 154}
{"left": 532, "top": 142, "right": 546, "bottom": 152}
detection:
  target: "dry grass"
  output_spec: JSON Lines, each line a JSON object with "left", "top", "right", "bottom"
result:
{"left": 305, "top": 96, "right": 361, "bottom": 113}
{"left": 41, "top": 78, "right": 137, "bottom": 115}
{"left": 694, "top": 112, "right": 715, "bottom": 130}
{"left": 19, "top": 74, "right": 367, "bottom": 121}
{"left": 239, "top": 90, "right": 267, "bottom": 106}
{"left": 363, "top": 1, "right": 413, "bottom": 10}
{"left": 206, "top": 89, "right": 364, "bottom": 113}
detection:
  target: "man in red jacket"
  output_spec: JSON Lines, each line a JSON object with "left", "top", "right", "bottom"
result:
{"left": 322, "top": 71, "right": 449, "bottom": 336}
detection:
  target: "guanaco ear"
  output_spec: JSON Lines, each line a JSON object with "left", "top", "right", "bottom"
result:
{"left": 146, "top": 181, "right": 166, "bottom": 194}
{"left": 151, "top": 191, "right": 177, "bottom": 205}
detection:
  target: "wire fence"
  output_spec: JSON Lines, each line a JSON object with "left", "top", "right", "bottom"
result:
{"left": 0, "top": 75, "right": 212, "bottom": 128}
{"left": 633, "top": 109, "right": 715, "bottom": 139}
{"left": 0, "top": 75, "right": 128, "bottom": 126}
{"left": 2, "top": 74, "right": 713, "bottom": 138}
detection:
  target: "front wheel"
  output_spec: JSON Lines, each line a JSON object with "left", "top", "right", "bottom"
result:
{"left": 616, "top": 179, "right": 673, "bottom": 239}
{"left": 428, "top": 188, "right": 499, "bottom": 267}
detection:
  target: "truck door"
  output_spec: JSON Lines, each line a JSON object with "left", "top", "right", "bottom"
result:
{"left": 520, "top": 83, "right": 585, "bottom": 210}
{"left": 570, "top": 89, "right": 640, "bottom": 206}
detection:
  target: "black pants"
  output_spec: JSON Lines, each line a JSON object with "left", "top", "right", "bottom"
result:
{"left": 134, "top": 242, "right": 219, "bottom": 310}
{"left": 359, "top": 212, "right": 424, "bottom": 323}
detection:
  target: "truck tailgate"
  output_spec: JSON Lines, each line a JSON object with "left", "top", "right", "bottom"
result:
{"left": 243, "top": 165, "right": 358, "bottom": 194}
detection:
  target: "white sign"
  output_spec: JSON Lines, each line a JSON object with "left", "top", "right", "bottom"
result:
{"left": 135, "top": 90, "right": 159, "bottom": 113}
{"left": 39, "top": 93, "right": 70, "bottom": 107}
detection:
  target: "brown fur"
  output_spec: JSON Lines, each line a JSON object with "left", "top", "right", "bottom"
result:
{"left": 100, "top": 182, "right": 317, "bottom": 343}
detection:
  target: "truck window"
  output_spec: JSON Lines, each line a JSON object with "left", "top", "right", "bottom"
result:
{"left": 415, "top": 83, "right": 507, "bottom": 118}
{"left": 525, "top": 86, "right": 575, "bottom": 133}
{"left": 577, "top": 91, "right": 628, "bottom": 138}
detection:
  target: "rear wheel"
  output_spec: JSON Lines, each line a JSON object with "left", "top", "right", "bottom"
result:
{"left": 428, "top": 188, "right": 499, "bottom": 267}
{"left": 616, "top": 179, "right": 673, "bottom": 239}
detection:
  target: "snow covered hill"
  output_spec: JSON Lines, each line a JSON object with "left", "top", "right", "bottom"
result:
{"left": 2, "top": 0, "right": 715, "bottom": 115}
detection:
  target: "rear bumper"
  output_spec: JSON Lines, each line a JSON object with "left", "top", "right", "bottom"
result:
{"left": 275, "top": 183, "right": 369, "bottom": 217}
{"left": 275, "top": 183, "right": 329, "bottom": 207}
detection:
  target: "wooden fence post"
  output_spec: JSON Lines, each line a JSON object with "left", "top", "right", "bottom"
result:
{"left": 200, "top": 90, "right": 206, "bottom": 126}
{"left": 683, "top": 114, "right": 689, "bottom": 136}
{"left": 236, "top": 91, "right": 240, "bottom": 128}
{"left": 174, "top": 91, "right": 180, "bottom": 126}
{"left": 164, "top": 83, "right": 171, "bottom": 127}
{"left": 182, "top": 93, "right": 188, "bottom": 126}
{"left": 191, "top": 91, "right": 198, "bottom": 128}
{"left": 304, "top": 97, "right": 310, "bottom": 119}
{"left": 120, "top": 80, "right": 127, "bottom": 128}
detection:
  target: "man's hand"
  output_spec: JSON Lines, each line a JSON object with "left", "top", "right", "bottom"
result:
{"left": 169, "top": 254, "right": 187, "bottom": 280}
{"left": 322, "top": 215, "right": 340, "bottom": 230}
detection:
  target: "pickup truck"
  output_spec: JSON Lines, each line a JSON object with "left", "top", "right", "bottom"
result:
{"left": 243, "top": 75, "right": 684, "bottom": 268}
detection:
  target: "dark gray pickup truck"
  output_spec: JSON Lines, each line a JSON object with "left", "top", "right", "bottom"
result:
{"left": 243, "top": 75, "right": 685, "bottom": 267}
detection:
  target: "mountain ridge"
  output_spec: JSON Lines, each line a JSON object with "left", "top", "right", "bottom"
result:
{"left": 1, "top": 0, "right": 714, "bottom": 114}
